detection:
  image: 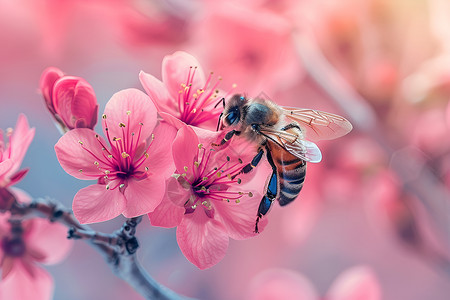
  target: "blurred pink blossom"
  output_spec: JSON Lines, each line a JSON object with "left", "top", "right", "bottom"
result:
{"left": 55, "top": 88, "right": 176, "bottom": 224}
{"left": 0, "top": 190, "right": 73, "bottom": 300}
{"left": 192, "top": 2, "right": 302, "bottom": 96}
{"left": 247, "top": 265, "right": 382, "bottom": 300}
{"left": 149, "top": 125, "right": 267, "bottom": 269}
{"left": 0, "top": 114, "right": 35, "bottom": 189}
{"left": 40, "top": 67, "right": 98, "bottom": 132}
{"left": 140, "top": 51, "right": 227, "bottom": 131}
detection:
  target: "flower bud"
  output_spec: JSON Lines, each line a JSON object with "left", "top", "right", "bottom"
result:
{"left": 40, "top": 68, "right": 99, "bottom": 132}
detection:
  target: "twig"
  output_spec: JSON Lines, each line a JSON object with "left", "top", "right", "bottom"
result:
{"left": 5, "top": 194, "right": 193, "bottom": 300}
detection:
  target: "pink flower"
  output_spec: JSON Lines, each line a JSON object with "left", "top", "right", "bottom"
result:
{"left": 40, "top": 67, "right": 98, "bottom": 131}
{"left": 55, "top": 88, "right": 176, "bottom": 224}
{"left": 148, "top": 125, "right": 267, "bottom": 269}
{"left": 247, "top": 266, "right": 382, "bottom": 300}
{"left": 139, "top": 51, "right": 229, "bottom": 131}
{"left": 0, "top": 190, "right": 73, "bottom": 300}
{"left": 0, "top": 114, "right": 35, "bottom": 189}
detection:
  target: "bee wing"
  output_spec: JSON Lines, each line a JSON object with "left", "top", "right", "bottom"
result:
{"left": 259, "top": 127, "right": 322, "bottom": 163}
{"left": 281, "top": 107, "right": 353, "bottom": 141}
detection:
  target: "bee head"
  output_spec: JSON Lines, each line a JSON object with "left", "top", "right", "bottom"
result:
{"left": 224, "top": 106, "right": 241, "bottom": 126}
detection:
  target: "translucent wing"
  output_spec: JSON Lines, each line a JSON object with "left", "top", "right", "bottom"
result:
{"left": 259, "top": 126, "right": 322, "bottom": 163}
{"left": 282, "top": 107, "right": 353, "bottom": 141}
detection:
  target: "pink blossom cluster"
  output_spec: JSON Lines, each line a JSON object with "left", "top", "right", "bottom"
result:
{"left": 49, "top": 52, "right": 268, "bottom": 270}
{"left": 0, "top": 116, "right": 72, "bottom": 299}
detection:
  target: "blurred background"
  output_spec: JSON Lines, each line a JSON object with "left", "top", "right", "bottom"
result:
{"left": 1, "top": 0, "right": 450, "bottom": 299}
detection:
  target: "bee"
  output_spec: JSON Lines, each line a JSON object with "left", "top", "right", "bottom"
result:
{"left": 215, "top": 94, "right": 353, "bottom": 233}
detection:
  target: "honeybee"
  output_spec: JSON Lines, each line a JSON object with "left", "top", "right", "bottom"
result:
{"left": 216, "top": 94, "right": 353, "bottom": 233}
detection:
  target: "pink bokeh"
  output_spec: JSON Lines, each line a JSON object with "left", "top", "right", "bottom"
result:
{"left": 1, "top": 0, "right": 450, "bottom": 299}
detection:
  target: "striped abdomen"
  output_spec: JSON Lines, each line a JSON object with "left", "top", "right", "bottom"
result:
{"left": 266, "top": 141, "right": 307, "bottom": 206}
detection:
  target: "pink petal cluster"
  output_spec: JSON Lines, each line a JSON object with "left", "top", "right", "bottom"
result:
{"left": 139, "top": 51, "right": 230, "bottom": 131}
{"left": 0, "top": 114, "right": 35, "bottom": 209}
{"left": 0, "top": 190, "right": 73, "bottom": 300}
{"left": 40, "top": 67, "right": 98, "bottom": 131}
{"left": 149, "top": 125, "right": 267, "bottom": 269}
{"left": 247, "top": 266, "right": 382, "bottom": 300}
{"left": 55, "top": 88, "right": 176, "bottom": 224}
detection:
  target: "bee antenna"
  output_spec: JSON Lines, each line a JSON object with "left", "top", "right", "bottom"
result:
{"left": 214, "top": 97, "right": 226, "bottom": 109}
{"left": 216, "top": 112, "right": 223, "bottom": 131}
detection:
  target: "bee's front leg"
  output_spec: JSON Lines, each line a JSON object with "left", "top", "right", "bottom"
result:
{"left": 212, "top": 129, "right": 240, "bottom": 146}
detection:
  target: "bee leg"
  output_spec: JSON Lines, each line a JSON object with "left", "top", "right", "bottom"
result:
{"left": 255, "top": 196, "right": 274, "bottom": 233}
{"left": 254, "top": 171, "right": 278, "bottom": 233}
{"left": 240, "top": 148, "right": 264, "bottom": 174}
{"left": 212, "top": 129, "right": 240, "bottom": 146}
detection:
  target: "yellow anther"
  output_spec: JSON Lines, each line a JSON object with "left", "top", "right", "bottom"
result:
{"left": 235, "top": 199, "right": 240, "bottom": 203}
{"left": 192, "top": 108, "right": 197, "bottom": 113}
{"left": 102, "top": 114, "right": 107, "bottom": 119}
{"left": 105, "top": 170, "right": 110, "bottom": 174}
{"left": 126, "top": 111, "right": 131, "bottom": 115}
{"left": 184, "top": 166, "right": 188, "bottom": 172}
{"left": 122, "top": 152, "right": 130, "bottom": 158}
{"left": 119, "top": 184, "right": 125, "bottom": 189}
{"left": 248, "top": 192, "right": 253, "bottom": 197}
{"left": 144, "top": 152, "right": 149, "bottom": 158}
{"left": 151, "top": 134, "right": 155, "bottom": 140}
{"left": 194, "top": 161, "right": 200, "bottom": 167}
{"left": 94, "top": 161, "right": 99, "bottom": 166}
{"left": 198, "top": 144, "right": 203, "bottom": 149}
{"left": 216, "top": 172, "right": 222, "bottom": 177}
{"left": 108, "top": 155, "right": 113, "bottom": 158}
{"left": 78, "top": 141, "right": 83, "bottom": 145}
{"left": 119, "top": 122, "right": 126, "bottom": 127}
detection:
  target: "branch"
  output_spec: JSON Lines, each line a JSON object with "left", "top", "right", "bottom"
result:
{"left": 5, "top": 193, "right": 193, "bottom": 300}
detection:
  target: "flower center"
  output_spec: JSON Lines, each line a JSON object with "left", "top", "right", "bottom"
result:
{"left": 2, "top": 237, "right": 26, "bottom": 257}
{"left": 77, "top": 111, "right": 153, "bottom": 191}
{"left": 178, "top": 144, "right": 253, "bottom": 217}
{"left": 177, "top": 67, "right": 233, "bottom": 126}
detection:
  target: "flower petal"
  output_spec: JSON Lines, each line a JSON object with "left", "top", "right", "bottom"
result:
{"left": 0, "top": 159, "right": 13, "bottom": 179}
{"left": 139, "top": 71, "right": 177, "bottom": 115}
{"left": 103, "top": 88, "right": 157, "bottom": 144}
{"left": 55, "top": 128, "right": 106, "bottom": 180}
{"left": 25, "top": 218, "right": 73, "bottom": 265}
{"left": 40, "top": 67, "right": 64, "bottom": 114}
{"left": 159, "top": 112, "right": 186, "bottom": 130}
{"left": 162, "top": 51, "right": 206, "bottom": 100}
{"left": 71, "top": 79, "right": 98, "bottom": 129}
{"left": 144, "top": 121, "right": 176, "bottom": 178}
{"left": 172, "top": 126, "right": 199, "bottom": 179}
{"left": 326, "top": 266, "right": 382, "bottom": 300}
{"left": 72, "top": 184, "right": 125, "bottom": 224}
{"left": 0, "top": 262, "right": 53, "bottom": 300}
{"left": 214, "top": 191, "right": 267, "bottom": 240}
{"left": 8, "top": 114, "right": 35, "bottom": 175}
{"left": 148, "top": 179, "right": 185, "bottom": 227}
{"left": 176, "top": 209, "right": 228, "bottom": 269}
{"left": 122, "top": 176, "right": 166, "bottom": 218}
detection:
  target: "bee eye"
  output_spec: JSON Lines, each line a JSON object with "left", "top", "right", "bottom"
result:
{"left": 239, "top": 96, "right": 245, "bottom": 101}
{"left": 225, "top": 110, "right": 240, "bottom": 125}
